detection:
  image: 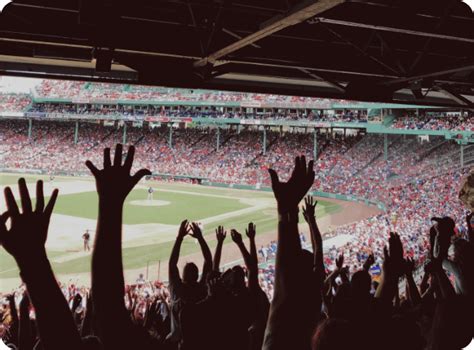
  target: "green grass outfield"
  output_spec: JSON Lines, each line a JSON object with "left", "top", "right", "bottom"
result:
{"left": 0, "top": 173, "right": 342, "bottom": 279}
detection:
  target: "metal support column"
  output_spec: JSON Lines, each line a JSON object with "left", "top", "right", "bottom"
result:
{"left": 461, "top": 144, "right": 465, "bottom": 167}
{"left": 74, "top": 121, "right": 79, "bottom": 144}
{"left": 28, "top": 119, "right": 32, "bottom": 140}
{"left": 168, "top": 125, "right": 173, "bottom": 148}
{"left": 216, "top": 128, "right": 220, "bottom": 151}
{"left": 313, "top": 129, "right": 318, "bottom": 160}
{"left": 263, "top": 128, "right": 267, "bottom": 155}
{"left": 122, "top": 123, "right": 127, "bottom": 144}
{"left": 384, "top": 134, "right": 388, "bottom": 160}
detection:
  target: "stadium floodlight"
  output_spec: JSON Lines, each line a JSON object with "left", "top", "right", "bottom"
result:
{"left": 0, "top": 0, "right": 10, "bottom": 12}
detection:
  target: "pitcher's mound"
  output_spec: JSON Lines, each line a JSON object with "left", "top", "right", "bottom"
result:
{"left": 130, "top": 200, "right": 171, "bottom": 207}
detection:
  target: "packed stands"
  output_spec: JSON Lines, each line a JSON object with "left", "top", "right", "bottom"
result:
{"left": 0, "top": 120, "right": 471, "bottom": 277}
{"left": 392, "top": 112, "right": 474, "bottom": 131}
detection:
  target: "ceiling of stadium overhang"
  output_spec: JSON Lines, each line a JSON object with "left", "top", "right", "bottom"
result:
{"left": 0, "top": 0, "right": 472, "bottom": 109}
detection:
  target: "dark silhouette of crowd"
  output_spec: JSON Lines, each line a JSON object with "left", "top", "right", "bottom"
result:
{"left": 1, "top": 144, "right": 474, "bottom": 350}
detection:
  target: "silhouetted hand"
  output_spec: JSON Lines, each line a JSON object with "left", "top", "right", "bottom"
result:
{"left": 0, "top": 179, "right": 58, "bottom": 266}
{"left": 363, "top": 254, "right": 375, "bottom": 271}
{"left": 302, "top": 196, "right": 317, "bottom": 222}
{"left": 72, "top": 294, "right": 83, "bottom": 312}
{"left": 335, "top": 254, "right": 344, "bottom": 271}
{"left": 382, "top": 232, "right": 404, "bottom": 278}
{"left": 85, "top": 144, "right": 151, "bottom": 205}
{"left": 246, "top": 223, "right": 256, "bottom": 240}
{"left": 177, "top": 220, "right": 190, "bottom": 239}
{"left": 215, "top": 226, "right": 226, "bottom": 243}
{"left": 231, "top": 229, "right": 243, "bottom": 244}
{"left": 189, "top": 222, "right": 203, "bottom": 240}
{"left": 268, "top": 156, "right": 315, "bottom": 214}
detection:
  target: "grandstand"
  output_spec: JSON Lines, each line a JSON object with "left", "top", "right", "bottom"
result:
{"left": 0, "top": 79, "right": 473, "bottom": 290}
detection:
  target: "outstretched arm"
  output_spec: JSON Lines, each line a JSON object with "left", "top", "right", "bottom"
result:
{"left": 0, "top": 179, "right": 82, "bottom": 350}
{"left": 246, "top": 223, "right": 258, "bottom": 266}
{"left": 268, "top": 157, "right": 314, "bottom": 290}
{"left": 303, "top": 196, "right": 324, "bottom": 275}
{"left": 18, "top": 293, "right": 33, "bottom": 350}
{"left": 375, "top": 233, "right": 404, "bottom": 301}
{"left": 169, "top": 220, "right": 189, "bottom": 285}
{"left": 86, "top": 144, "right": 151, "bottom": 349}
{"left": 263, "top": 156, "right": 315, "bottom": 350}
{"left": 190, "top": 222, "right": 213, "bottom": 283}
{"left": 231, "top": 227, "right": 259, "bottom": 291}
{"left": 213, "top": 226, "right": 226, "bottom": 272}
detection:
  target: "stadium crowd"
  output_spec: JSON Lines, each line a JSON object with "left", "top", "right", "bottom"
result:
{"left": 392, "top": 113, "right": 474, "bottom": 131}
{"left": 27, "top": 102, "right": 368, "bottom": 122}
{"left": 33, "top": 80, "right": 352, "bottom": 107}
{"left": 0, "top": 144, "right": 473, "bottom": 350}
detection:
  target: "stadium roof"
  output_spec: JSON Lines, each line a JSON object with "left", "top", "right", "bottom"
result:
{"left": 0, "top": 0, "right": 472, "bottom": 109}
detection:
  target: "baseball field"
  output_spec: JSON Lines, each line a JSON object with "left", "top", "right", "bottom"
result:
{"left": 0, "top": 172, "right": 350, "bottom": 291}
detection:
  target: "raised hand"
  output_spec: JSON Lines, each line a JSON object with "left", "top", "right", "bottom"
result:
{"left": 231, "top": 229, "right": 243, "bottom": 244}
{"left": 245, "top": 222, "right": 256, "bottom": 240}
{"left": 268, "top": 156, "right": 315, "bottom": 214}
{"left": 178, "top": 220, "right": 190, "bottom": 239}
{"left": 382, "top": 232, "right": 404, "bottom": 278}
{"left": 0, "top": 179, "right": 58, "bottom": 265}
{"left": 72, "top": 293, "right": 83, "bottom": 312}
{"left": 189, "top": 222, "right": 203, "bottom": 240}
{"left": 85, "top": 144, "right": 151, "bottom": 205}
{"left": 363, "top": 254, "right": 375, "bottom": 271}
{"left": 302, "top": 195, "right": 317, "bottom": 222}
{"left": 215, "top": 225, "right": 226, "bottom": 243}
{"left": 335, "top": 254, "right": 344, "bottom": 271}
